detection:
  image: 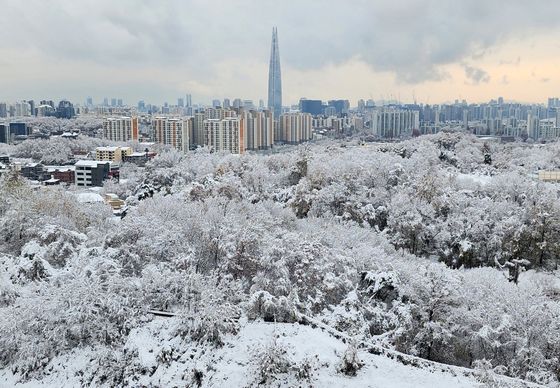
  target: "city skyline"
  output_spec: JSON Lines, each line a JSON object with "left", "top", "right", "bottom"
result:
{"left": 1, "top": 1, "right": 560, "bottom": 105}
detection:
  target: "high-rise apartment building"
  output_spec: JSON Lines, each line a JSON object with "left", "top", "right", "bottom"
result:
{"left": 245, "top": 110, "right": 274, "bottom": 150}
{"left": 152, "top": 117, "right": 192, "bottom": 152}
{"left": 192, "top": 112, "right": 206, "bottom": 147}
{"left": 205, "top": 117, "right": 245, "bottom": 154}
{"left": 267, "top": 27, "right": 282, "bottom": 118}
{"left": 103, "top": 117, "right": 139, "bottom": 142}
{"left": 278, "top": 112, "right": 313, "bottom": 144}
{"left": 370, "top": 108, "right": 420, "bottom": 139}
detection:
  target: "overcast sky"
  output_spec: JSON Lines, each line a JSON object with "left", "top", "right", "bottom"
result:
{"left": 1, "top": 0, "right": 560, "bottom": 106}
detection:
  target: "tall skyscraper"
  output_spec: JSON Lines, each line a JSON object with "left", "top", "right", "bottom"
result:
{"left": 267, "top": 27, "right": 282, "bottom": 119}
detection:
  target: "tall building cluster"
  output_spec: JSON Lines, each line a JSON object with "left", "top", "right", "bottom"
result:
{"left": 100, "top": 108, "right": 311, "bottom": 154}
{"left": 0, "top": 99, "right": 75, "bottom": 119}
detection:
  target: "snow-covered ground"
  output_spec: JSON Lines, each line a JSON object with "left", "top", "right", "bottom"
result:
{"left": 0, "top": 318, "right": 512, "bottom": 388}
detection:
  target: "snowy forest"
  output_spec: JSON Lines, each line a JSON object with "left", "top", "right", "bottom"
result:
{"left": 1, "top": 132, "right": 560, "bottom": 387}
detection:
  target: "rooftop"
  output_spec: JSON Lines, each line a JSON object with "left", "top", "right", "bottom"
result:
{"left": 75, "top": 160, "right": 109, "bottom": 167}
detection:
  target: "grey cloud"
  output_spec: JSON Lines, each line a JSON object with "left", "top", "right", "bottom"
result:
{"left": 1, "top": 0, "right": 560, "bottom": 96}
{"left": 463, "top": 64, "right": 490, "bottom": 84}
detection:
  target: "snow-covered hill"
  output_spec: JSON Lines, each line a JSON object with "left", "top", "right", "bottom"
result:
{"left": 0, "top": 318, "right": 536, "bottom": 387}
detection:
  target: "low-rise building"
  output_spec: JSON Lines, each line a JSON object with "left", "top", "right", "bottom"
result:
{"left": 74, "top": 160, "right": 112, "bottom": 187}
{"left": 45, "top": 166, "right": 75, "bottom": 184}
{"left": 21, "top": 163, "right": 46, "bottom": 181}
{"left": 95, "top": 146, "right": 133, "bottom": 162}
{"left": 123, "top": 151, "right": 156, "bottom": 166}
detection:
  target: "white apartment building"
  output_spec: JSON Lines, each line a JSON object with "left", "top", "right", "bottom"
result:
{"left": 370, "top": 108, "right": 420, "bottom": 139}
{"left": 245, "top": 110, "right": 274, "bottom": 150}
{"left": 152, "top": 117, "right": 192, "bottom": 152}
{"left": 278, "top": 112, "right": 313, "bottom": 144}
{"left": 103, "top": 117, "right": 139, "bottom": 142}
{"left": 205, "top": 117, "right": 245, "bottom": 154}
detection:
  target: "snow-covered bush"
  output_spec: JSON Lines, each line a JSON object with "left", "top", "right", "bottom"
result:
{"left": 337, "top": 341, "right": 364, "bottom": 376}
{"left": 251, "top": 338, "right": 294, "bottom": 385}
{"left": 247, "top": 290, "right": 300, "bottom": 323}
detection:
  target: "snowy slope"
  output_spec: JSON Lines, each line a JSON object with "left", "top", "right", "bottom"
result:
{"left": 0, "top": 317, "right": 499, "bottom": 388}
{"left": 204, "top": 321, "right": 480, "bottom": 388}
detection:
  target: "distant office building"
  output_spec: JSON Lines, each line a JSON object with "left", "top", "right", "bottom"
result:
{"left": 117, "top": 99, "right": 123, "bottom": 107}
{"left": 205, "top": 117, "right": 245, "bottom": 154}
{"left": 0, "top": 103, "right": 7, "bottom": 118}
{"left": 178, "top": 98, "right": 185, "bottom": 107}
{"left": 111, "top": 98, "right": 117, "bottom": 107}
{"left": 245, "top": 110, "right": 273, "bottom": 150}
{"left": 327, "top": 100, "right": 350, "bottom": 115}
{"left": 370, "top": 108, "right": 420, "bottom": 138}
{"left": 212, "top": 99, "right": 222, "bottom": 108}
{"left": 9, "top": 122, "right": 30, "bottom": 137}
{"left": 103, "top": 117, "right": 139, "bottom": 142}
{"left": 152, "top": 117, "right": 192, "bottom": 152}
{"left": 56, "top": 100, "right": 75, "bottom": 119}
{"left": 0, "top": 124, "right": 8, "bottom": 143}
{"left": 186, "top": 94, "right": 192, "bottom": 107}
{"left": 233, "top": 99, "right": 243, "bottom": 109}
{"left": 86, "top": 97, "right": 93, "bottom": 106}
{"left": 299, "top": 99, "right": 323, "bottom": 116}
{"left": 223, "top": 98, "right": 231, "bottom": 109}
{"left": 95, "top": 146, "right": 133, "bottom": 163}
{"left": 15, "top": 101, "right": 31, "bottom": 117}
{"left": 37, "top": 104, "right": 56, "bottom": 117}
{"left": 278, "top": 112, "right": 313, "bottom": 144}
{"left": 243, "top": 100, "right": 255, "bottom": 110}
{"left": 267, "top": 27, "right": 282, "bottom": 118}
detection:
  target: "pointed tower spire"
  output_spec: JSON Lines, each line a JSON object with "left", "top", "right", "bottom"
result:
{"left": 268, "top": 27, "right": 282, "bottom": 119}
